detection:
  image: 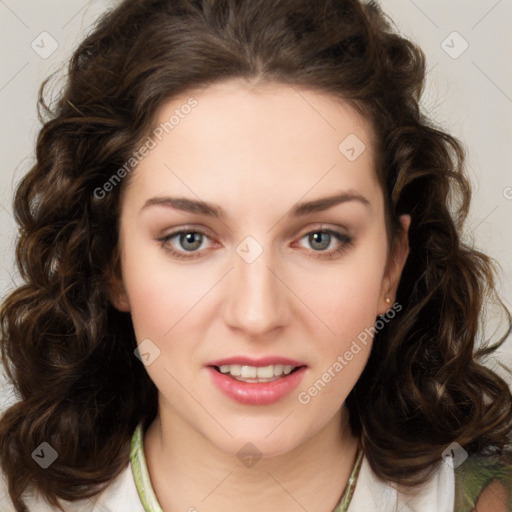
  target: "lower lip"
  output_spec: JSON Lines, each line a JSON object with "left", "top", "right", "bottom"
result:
{"left": 207, "top": 366, "right": 307, "bottom": 405}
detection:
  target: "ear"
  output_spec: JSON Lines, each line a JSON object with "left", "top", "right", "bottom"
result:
{"left": 377, "top": 214, "right": 411, "bottom": 315}
{"left": 105, "top": 250, "right": 131, "bottom": 312}
{"left": 108, "top": 277, "right": 131, "bottom": 312}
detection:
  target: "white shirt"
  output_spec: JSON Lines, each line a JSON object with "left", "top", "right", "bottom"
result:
{"left": 348, "top": 452, "right": 455, "bottom": 511}
{"left": 0, "top": 453, "right": 455, "bottom": 512}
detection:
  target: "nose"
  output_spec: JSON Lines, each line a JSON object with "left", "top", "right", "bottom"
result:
{"left": 223, "top": 241, "right": 288, "bottom": 339}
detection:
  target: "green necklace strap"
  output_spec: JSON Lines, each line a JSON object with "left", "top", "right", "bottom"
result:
{"left": 333, "top": 445, "right": 364, "bottom": 512}
{"left": 130, "top": 423, "right": 363, "bottom": 512}
{"left": 130, "top": 423, "right": 163, "bottom": 512}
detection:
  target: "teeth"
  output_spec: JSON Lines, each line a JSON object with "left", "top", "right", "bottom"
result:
{"left": 230, "top": 364, "right": 241, "bottom": 376}
{"left": 217, "top": 364, "right": 297, "bottom": 381}
{"left": 256, "top": 365, "right": 274, "bottom": 379}
{"left": 241, "top": 366, "right": 257, "bottom": 378}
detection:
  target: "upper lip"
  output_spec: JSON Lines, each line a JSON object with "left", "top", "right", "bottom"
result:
{"left": 206, "top": 356, "right": 307, "bottom": 368}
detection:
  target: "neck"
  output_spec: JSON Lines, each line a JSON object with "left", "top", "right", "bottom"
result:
{"left": 144, "top": 401, "right": 360, "bottom": 512}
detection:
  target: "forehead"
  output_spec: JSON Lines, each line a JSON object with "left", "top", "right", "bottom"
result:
{"left": 124, "top": 79, "right": 382, "bottom": 215}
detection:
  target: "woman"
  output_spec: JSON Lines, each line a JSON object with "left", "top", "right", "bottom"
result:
{"left": 1, "top": 0, "right": 511, "bottom": 511}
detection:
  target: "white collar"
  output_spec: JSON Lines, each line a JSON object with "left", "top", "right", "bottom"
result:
{"left": 348, "top": 454, "right": 455, "bottom": 512}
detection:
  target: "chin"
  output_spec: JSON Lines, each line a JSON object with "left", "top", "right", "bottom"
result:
{"left": 206, "top": 418, "right": 316, "bottom": 460}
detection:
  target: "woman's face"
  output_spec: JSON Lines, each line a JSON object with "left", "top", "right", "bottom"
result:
{"left": 112, "top": 79, "right": 409, "bottom": 456}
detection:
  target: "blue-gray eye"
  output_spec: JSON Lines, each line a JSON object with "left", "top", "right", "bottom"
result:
{"left": 308, "top": 231, "right": 332, "bottom": 251}
{"left": 178, "top": 232, "right": 204, "bottom": 251}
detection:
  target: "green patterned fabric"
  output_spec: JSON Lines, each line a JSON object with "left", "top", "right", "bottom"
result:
{"left": 130, "top": 423, "right": 512, "bottom": 511}
{"left": 453, "top": 451, "right": 512, "bottom": 511}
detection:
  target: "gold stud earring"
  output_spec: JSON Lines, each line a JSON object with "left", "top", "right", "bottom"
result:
{"left": 385, "top": 297, "right": 392, "bottom": 305}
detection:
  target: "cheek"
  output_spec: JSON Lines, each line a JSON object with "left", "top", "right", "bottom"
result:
{"left": 294, "top": 257, "right": 385, "bottom": 413}
{"left": 120, "top": 240, "right": 196, "bottom": 340}
{"left": 297, "top": 237, "right": 388, "bottom": 349}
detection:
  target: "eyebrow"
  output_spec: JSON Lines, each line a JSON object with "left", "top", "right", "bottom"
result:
{"left": 140, "top": 191, "right": 370, "bottom": 218}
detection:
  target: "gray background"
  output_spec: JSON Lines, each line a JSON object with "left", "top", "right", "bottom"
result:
{"left": 1, "top": 0, "right": 511, "bottom": 408}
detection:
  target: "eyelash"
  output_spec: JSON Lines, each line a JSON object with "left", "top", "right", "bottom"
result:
{"left": 157, "top": 227, "right": 353, "bottom": 260}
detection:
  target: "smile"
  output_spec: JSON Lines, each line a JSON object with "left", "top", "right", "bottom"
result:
{"left": 206, "top": 357, "right": 307, "bottom": 405}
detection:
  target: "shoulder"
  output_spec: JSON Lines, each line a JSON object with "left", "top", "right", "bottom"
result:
{"left": 350, "top": 448, "right": 511, "bottom": 512}
{"left": 453, "top": 451, "right": 512, "bottom": 512}
{"left": 0, "top": 467, "right": 47, "bottom": 512}
{"left": 0, "top": 459, "right": 144, "bottom": 512}
{"left": 350, "top": 449, "right": 455, "bottom": 511}
{"left": 0, "top": 468, "right": 81, "bottom": 512}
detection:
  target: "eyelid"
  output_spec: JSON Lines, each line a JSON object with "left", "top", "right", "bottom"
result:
{"left": 159, "top": 224, "right": 214, "bottom": 239}
{"left": 294, "top": 222, "right": 350, "bottom": 238}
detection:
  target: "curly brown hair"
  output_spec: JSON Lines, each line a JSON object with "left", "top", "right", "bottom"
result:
{"left": 1, "top": 0, "right": 511, "bottom": 510}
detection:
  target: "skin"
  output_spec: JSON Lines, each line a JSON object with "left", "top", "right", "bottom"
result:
{"left": 473, "top": 481, "right": 509, "bottom": 512}
{"left": 110, "top": 79, "right": 410, "bottom": 512}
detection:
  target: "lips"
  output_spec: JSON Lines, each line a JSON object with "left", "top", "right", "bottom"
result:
{"left": 206, "top": 356, "right": 307, "bottom": 405}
